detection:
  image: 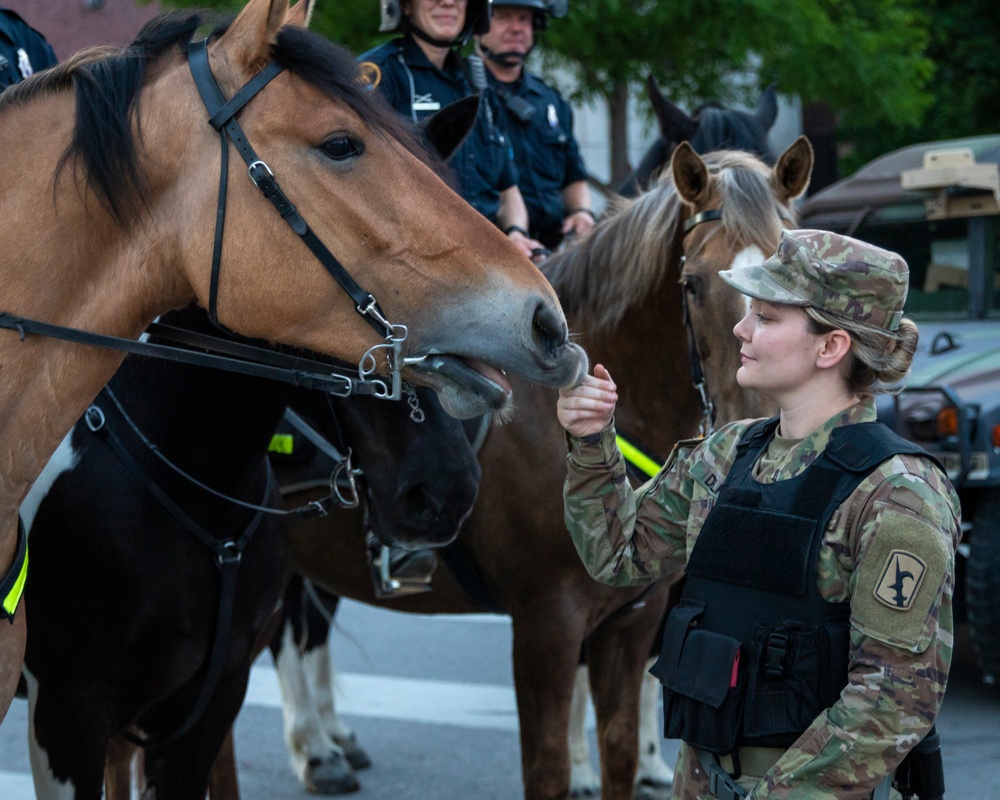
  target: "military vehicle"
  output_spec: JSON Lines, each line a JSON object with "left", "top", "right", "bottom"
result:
{"left": 801, "top": 134, "right": 1000, "bottom": 685}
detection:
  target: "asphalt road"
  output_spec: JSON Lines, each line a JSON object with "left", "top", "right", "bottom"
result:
{"left": 1, "top": 600, "right": 997, "bottom": 798}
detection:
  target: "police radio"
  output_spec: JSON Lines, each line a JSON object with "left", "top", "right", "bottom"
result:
{"left": 502, "top": 92, "right": 536, "bottom": 124}
{"left": 466, "top": 54, "right": 488, "bottom": 92}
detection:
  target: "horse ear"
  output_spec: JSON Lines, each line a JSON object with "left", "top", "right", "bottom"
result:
{"left": 772, "top": 135, "right": 814, "bottom": 203}
{"left": 671, "top": 141, "right": 711, "bottom": 205}
{"left": 419, "top": 95, "right": 480, "bottom": 161}
{"left": 284, "top": 0, "right": 315, "bottom": 28}
{"left": 216, "top": 0, "right": 290, "bottom": 74}
{"left": 647, "top": 75, "right": 697, "bottom": 141}
{"left": 754, "top": 83, "right": 779, "bottom": 131}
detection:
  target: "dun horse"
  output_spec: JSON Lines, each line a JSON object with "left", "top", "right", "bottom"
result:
{"left": 617, "top": 78, "right": 779, "bottom": 197}
{"left": 22, "top": 305, "right": 481, "bottom": 798}
{"left": 259, "top": 140, "right": 815, "bottom": 799}
{"left": 0, "top": 0, "right": 585, "bottom": 722}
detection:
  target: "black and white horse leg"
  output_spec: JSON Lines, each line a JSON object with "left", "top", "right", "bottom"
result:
{"left": 271, "top": 577, "right": 360, "bottom": 794}
{"left": 24, "top": 668, "right": 113, "bottom": 800}
{"left": 301, "top": 582, "right": 372, "bottom": 770}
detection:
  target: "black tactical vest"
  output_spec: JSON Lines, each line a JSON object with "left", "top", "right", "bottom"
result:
{"left": 650, "top": 418, "right": 933, "bottom": 755}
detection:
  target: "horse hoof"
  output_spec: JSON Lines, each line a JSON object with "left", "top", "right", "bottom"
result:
{"left": 339, "top": 738, "right": 372, "bottom": 771}
{"left": 305, "top": 754, "right": 360, "bottom": 795}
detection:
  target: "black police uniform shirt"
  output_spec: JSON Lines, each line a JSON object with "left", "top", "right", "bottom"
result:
{"left": 0, "top": 8, "right": 56, "bottom": 92}
{"left": 359, "top": 37, "right": 517, "bottom": 224}
{"left": 487, "top": 69, "right": 588, "bottom": 248}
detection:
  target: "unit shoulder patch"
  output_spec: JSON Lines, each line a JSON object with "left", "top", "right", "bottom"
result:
{"left": 873, "top": 549, "right": 926, "bottom": 611}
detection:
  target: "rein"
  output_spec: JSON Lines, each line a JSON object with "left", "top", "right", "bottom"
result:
{"left": 0, "top": 38, "right": 417, "bottom": 400}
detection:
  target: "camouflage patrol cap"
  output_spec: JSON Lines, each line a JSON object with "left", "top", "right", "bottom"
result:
{"left": 720, "top": 229, "right": 908, "bottom": 331}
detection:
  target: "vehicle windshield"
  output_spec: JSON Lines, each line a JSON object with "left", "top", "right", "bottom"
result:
{"left": 849, "top": 215, "right": 1000, "bottom": 320}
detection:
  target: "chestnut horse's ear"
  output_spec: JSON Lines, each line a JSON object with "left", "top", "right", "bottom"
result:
{"left": 216, "top": 0, "right": 289, "bottom": 74}
{"left": 647, "top": 75, "right": 697, "bottom": 141}
{"left": 419, "top": 95, "right": 480, "bottom": 161}
{"left": 772, "top": 135, "right": 814, "bottom": 203}
{"left": 671, "top": 141, "right": 711, "bottom": 206}
{"left": 285, "top": 0, "right": 315, "bottom": 28}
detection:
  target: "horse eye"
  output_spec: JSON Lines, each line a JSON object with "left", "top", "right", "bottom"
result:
{"left": 322, "top": 135, "right": 363, "bottom": 161}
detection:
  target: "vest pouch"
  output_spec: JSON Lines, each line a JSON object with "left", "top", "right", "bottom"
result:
{"left": 652, "top": 604, "right": 744, "bottom": 753}
{"left": 742, "top": 623, "right": 823, "bottom": 745}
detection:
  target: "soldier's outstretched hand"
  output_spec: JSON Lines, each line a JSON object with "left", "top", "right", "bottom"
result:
{"left": 558, "top": 363, "right": 618, "bottom": 438}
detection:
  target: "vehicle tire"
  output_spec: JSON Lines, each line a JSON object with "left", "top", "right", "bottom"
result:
{"left": 967, "top": 489, "right": 1000, "bottom": 684}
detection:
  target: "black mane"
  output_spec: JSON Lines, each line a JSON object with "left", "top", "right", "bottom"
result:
{"left": 24, "top": 10, "right": 435, "bottom": 228}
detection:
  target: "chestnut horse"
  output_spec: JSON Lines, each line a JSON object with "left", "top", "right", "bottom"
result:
{"left": 617, "top": 78, "right": 779, "bottom": 197}
{"left": 264, "top": 139, "right": 814, "bottom": 799}
{"left": 0, "top": 0, "right": 585, "bottom": 724}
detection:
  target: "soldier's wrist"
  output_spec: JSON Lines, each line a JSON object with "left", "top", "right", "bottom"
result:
{"left": 566, "top": 207, "right": 595, "bottom": 221}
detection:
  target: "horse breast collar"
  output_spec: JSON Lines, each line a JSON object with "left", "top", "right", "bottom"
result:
{"left": 187, "top": 38, "right": 408, "bottom": 401}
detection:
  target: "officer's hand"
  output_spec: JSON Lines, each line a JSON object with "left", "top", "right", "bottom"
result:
{"left": 557, "top": 363, "right": 618, "bottom": 438}
{"left": 507, "top": 229, "right": 544, "bottom": 259}
{"left": 563, "top": 209, "right": 595, "bottom": 240}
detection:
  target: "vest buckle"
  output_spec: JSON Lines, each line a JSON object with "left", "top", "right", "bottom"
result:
{"left": 765, "top": 631, "right": 789, "bottom": 679}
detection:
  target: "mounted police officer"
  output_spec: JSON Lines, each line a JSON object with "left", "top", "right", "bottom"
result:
{"left": 474, "top": 0, "right": 593, "bottom": 250}
{"left": 0, "top": 6, "right": 56, "bottom": 92}
{"left": 359, "top": 0, "right": 543, "bottom": 259}
{"left": 559, "top": 230, "right": 957, "bottom": 799}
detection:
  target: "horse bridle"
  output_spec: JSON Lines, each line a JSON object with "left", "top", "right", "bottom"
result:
{"left": 0, "top": 39, "right": 421, "bottom": 401}
{"left": 679, "top": 208, "right": 724, "bottom": 437}
{"left": 187, "top": 38, "right": 410, "bottom": 401}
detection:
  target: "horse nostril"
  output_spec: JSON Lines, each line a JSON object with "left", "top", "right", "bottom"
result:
{"left": 531, "top": 300, "right": 566, "bottom": 355}
{"left": 402, "top": 485, "right": 442, "bottom": 529}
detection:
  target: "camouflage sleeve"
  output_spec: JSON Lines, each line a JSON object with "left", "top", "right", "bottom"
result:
{"left": 751, "top": 464, "right": 961, "bottom": 799}
{"left": 563, "top": 424, "right": 692, "bottom": 586}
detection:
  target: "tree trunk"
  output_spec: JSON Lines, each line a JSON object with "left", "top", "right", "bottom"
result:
{"left": 608, "top": 80, "right": 631, "bottom": 187}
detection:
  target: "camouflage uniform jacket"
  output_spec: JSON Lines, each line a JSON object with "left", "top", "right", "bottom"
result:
{"left": 564, "top": 398, "right": 961, "bottom": 799}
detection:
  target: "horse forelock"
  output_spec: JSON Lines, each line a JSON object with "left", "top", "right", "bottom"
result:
{"left": 544, "top": 180, "right": 683, "bottom": 335}
{"left": 704, "top": 150, "right": 795, "bottom": 254}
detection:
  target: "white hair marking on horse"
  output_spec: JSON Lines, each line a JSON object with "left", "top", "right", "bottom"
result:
{"left": 20, "top": 435, "right": 79, "bottom": 534}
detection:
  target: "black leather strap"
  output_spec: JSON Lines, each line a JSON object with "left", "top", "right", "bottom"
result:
{"left": 188, "top": 39, "right": 391, "bottom": 337}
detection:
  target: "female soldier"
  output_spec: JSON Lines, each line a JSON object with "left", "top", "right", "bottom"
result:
{"left": 558, "top": 229, "right": 961, "bottom": 799}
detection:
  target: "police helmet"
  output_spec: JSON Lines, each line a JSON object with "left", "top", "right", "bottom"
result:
{"left": 490, "top": 0, "right": 567, "bottom": 31}
{"left": 379, "top": 0, "right": 492, "bottom": 44}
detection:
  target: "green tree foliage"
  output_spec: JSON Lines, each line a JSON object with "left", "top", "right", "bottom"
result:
{"left": 156, "top": 0, "right": 392, "bottom": 57}
{"left": 838, "top": 0, "right": 1000, "bottom": 174}
{"left": 161, "top": 0, "right": 950, "bottom": 180}
{"left": 540, "top": 0, "right": 933, "bottom": 125}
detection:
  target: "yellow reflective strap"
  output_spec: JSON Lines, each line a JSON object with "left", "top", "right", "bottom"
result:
{"left": 268, "top": 433, "right": 294, "bottom": 455}
{"left": 2, "top": 543, "right": 27, "bottom": 619}
{"left": 616, "top": 435, "right": 662, "bottom": 479}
